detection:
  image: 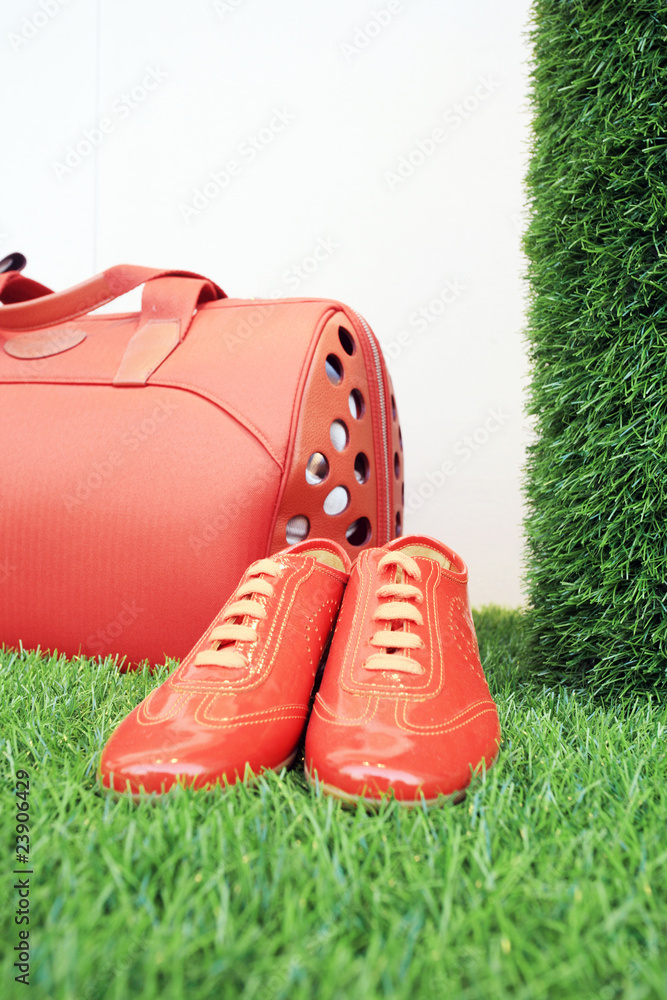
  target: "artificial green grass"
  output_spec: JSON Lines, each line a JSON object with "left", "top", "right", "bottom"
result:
{"left": 2, "top": 609, "right": 666, "bottom": 1000}
{"left": 523, "top": 0, "right": 667, "bottom": 687}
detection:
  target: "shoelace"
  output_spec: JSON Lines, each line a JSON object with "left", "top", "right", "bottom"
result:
{"left": 364, "top": 551, "right": 425, "bottom": 675}
{"left": 193, "top": 559, "right": 282, "bottom": 670}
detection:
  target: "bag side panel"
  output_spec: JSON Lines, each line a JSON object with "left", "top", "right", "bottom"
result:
{"left": 0, "top": 383, "right": 280, "bottom": 666}
{"left": 270, "top": 310, "right": 384, "bottom": 557}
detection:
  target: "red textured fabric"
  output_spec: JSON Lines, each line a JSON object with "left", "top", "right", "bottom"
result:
{"left": 0, "top": 265, "right": 402, "bottom": 666}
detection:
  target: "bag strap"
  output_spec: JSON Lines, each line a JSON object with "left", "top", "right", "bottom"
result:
{"left": 0, "top": 271, "right": 54, "bottom": 304}
{"left": 0, "top": 254, "right": 53, "bottom": 304}
{"left": 0, "top": 264, "right": 226, "bottom": 334}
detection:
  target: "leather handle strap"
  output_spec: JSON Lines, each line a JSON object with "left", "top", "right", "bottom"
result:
{"left": 112, "top": 275, "right": 222, "bottom": 385}
{"left": 0, "top": 271, "right": 54, "bottom": 305}
{"left": 0, "top": 264, "right": 226, "bottom": 334}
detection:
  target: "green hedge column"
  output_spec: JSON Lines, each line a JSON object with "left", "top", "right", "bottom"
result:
{"left": 524, "top": 1, "right": 667, "bottom": 688}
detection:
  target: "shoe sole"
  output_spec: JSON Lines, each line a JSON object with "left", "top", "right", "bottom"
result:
{"left": 100, "top": 750, "right": 298, "bottom": 802}
{"left": 304, "top": 751, "right": 500, "bottom": 810}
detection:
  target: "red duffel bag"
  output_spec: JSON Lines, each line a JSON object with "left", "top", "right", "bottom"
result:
{"left": 0, "top": 255, "right": 403, "bottom": 667}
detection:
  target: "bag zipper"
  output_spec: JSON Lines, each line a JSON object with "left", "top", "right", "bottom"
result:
{"left": 353, "top": 310, "right": 391, "bottom": 544}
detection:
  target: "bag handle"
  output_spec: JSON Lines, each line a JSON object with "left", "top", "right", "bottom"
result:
{"left": 0, "top": 271, "right": 54, "bottom": 304}
{"left": 0, "top": 263, "right": 226, "bottom": 334}
{"left": 0, "top": 252, "right": 53, "bottom": 304}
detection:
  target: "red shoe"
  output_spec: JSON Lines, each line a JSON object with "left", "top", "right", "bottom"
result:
{"left": 100, "top": 539, "right": 351, "bottom": 794}
{"left": 304, "top": 535, "right": 501, "bottom": 806}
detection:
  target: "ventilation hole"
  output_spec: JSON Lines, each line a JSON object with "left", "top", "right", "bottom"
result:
{"left": 395, "top": 510, "right": 402, "bottom": 537}
{"left": 330, "top": 419, "right": 349, "bottom": 451}
{"left": 348, "top": 388, "right": 365, "bottom": 420}
{"left": 323, "top": 486, "right": 350, "bottom": 516}
{"left": 391, "top": 394, "right": 397, "bottom": 420}
{"left": 398, "top": 425, "right": 403, "bottom": 451}
{"left": 346, "top": 516, "right": 371, "bottom": 547}
{"left": 394, "top": 452, "right": 400, "bottom": 479}
{"left": 286, "top": 515, "right": 310, "bottom": 545}
{"left": 325, "top": 354, "right": 343, "bottom": 385}
{"left": 338, "top": 327, "right": 356, "bottom": 355}
{"left": 354, "top": 452, "right": 370, "bottom": 485}
{"left": 305, "top": 452, "right": 329, "bottom": 485}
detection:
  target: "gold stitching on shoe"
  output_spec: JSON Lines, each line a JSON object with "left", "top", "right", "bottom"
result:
{"left": 447, "top": 596, "right": 485, "bottom": 680}
{"left": 396, "top": 698, "right": 498, "bottom": 734}
{"left": 193, "top": 558, "right": 283, "bottom": 669}
{"left": 312, "top": 693, "right": 378, "bottom": 725}
{"left": 171, "top": 562, "right": 319, "bottom": 693}
{"left": 136, "top": 690, "right": 196, "bottom": 725}
{"left": 196, "top": 699, "right": 308, "bottom": 728}
{"left": 399, "top": 701, "right": 497, "bottom": 736}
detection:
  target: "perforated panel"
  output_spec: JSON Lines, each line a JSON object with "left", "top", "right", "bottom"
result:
{"left": 271, "top": 311, "right": 404, "bottom": 559}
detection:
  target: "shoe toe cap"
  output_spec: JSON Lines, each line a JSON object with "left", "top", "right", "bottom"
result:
{"left": 306, "top": 712, "right": 500, "bottom": 803}
{"left": 99, "top": 708, "right": 300, "bottom": 794}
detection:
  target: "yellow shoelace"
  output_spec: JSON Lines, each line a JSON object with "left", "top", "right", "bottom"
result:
{"left": 194, "top": 559, "right": 282, "bottom": 669}
{"left": 365, "top": 551, "right": 425, "bottom": 675}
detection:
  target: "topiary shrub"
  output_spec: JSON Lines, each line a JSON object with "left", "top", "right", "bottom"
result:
{"left": 524, "top": 0, "right": 667, "bottom": 689}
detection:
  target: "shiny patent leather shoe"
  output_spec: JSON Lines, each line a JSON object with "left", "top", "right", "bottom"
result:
{"left": 100, "top": 538, "right": 351, "bottom": 795}
{"left": 304, "top": 534, "right": 501, "bottom": 806}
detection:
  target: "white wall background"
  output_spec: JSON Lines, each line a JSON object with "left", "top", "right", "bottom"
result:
{"left": 2, "top": 0, "right": 533, "bottom": 607}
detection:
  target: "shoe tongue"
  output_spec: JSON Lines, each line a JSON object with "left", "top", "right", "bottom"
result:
{"left": 369, "top": 548, "right": 408, "bottom": 584}
{"left": 387, "top": 537, "right": 454, "bottom": 572}
{"left": 280, "top": 538, "right": 349, "bottom": 572}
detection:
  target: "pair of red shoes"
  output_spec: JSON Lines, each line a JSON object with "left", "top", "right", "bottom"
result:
{"left": 100, "top": 534, "right": 501, "bottom": 805}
